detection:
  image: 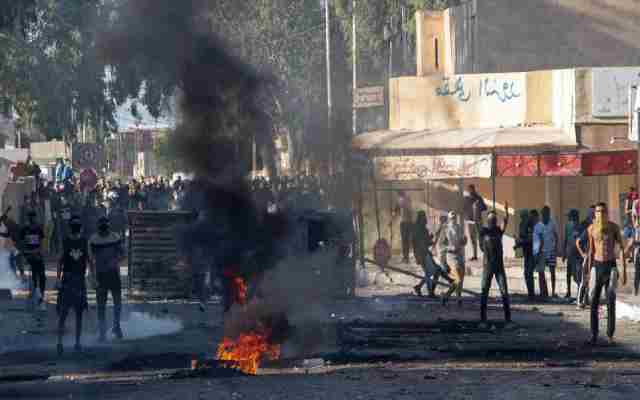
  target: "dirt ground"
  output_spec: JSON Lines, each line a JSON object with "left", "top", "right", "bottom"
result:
{"left": 2, "top": 257, "right": 640, "bottom": 399}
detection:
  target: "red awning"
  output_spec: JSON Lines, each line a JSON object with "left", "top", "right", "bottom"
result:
{"left": 540, "top": 154, "right": 582, "bottom": 176}
{"left": 581, "top": 151, "right": 637, "bottom": 176}
{"left": 496, "top": 151, "right": 633, "bottom": 177}
{"left": 496, "top": 155, "right": 539, "bottom": 177}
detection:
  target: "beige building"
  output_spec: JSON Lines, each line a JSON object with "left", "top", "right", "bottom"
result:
{"left": 354, "top": 2, "right": 640, "bottom": 258}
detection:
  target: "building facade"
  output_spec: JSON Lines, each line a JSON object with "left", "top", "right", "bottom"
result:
{"left": 355, "top": 3, "right": 640, "bottom": 258}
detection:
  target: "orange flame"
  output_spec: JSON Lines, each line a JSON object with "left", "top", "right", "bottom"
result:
{"left": 216, "top": 331, "right": 281, "bottom": 375}
{"left": 216, "top": 273, "right": 281, "bottom": 375}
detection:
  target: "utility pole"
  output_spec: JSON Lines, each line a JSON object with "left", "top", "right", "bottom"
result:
{"left": 325, "top": 0, "right": 333, "bottom": 175}
{"left": 352, "top": 0, "right": 357, "bottom": 137}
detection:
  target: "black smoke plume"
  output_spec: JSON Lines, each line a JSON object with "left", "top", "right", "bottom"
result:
{"left": 98, "top": 0, "right": 272, "bottom": 181}
{"left": 98, "top": 1, "right": 336, "bottom": 357}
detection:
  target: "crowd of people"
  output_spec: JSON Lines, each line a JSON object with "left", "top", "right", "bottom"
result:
{"left": 1, "top": 165, "right": 346, "bottom": 353}
{"left": 399, "top": 184, "right": 631, "bottom": 345}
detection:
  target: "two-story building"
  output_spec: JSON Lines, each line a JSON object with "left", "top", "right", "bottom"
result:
{"left": 354, "top": 0, "right": 640, "bottom": 258}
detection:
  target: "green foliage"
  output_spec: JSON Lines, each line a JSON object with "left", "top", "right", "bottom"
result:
{"left": 0, "top": 0, "right": 38, "bottom": 34}
{"left": 0, "top": 0, "right": 119, "bottom": 142}
{"left": 152, "top": 132, "right": 181, "bottom": 176}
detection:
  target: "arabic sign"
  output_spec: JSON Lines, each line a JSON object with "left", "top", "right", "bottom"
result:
{"left": 592, "top": 68, "right": 640, "bottom": 118}
{"left": 435, "top": 76, "right": 522, "bottom": 103}
{"left": 354, "top": 86, "right": 385, "bottom": 108}
{"left": 374, "top": 154, "right": 492, "bottom": 181}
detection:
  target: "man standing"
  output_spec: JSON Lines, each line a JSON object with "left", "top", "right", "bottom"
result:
{"left": 534, "top": 206, "right": 559, "bottom": 298}
{"left": 479, "top": 204, "right": 511, "bottom": 324}
{"left": 627, "top": 219, "right": 640, "bottom": 296}
{"left": 89, "top": 216, "right": 124, "bottom": 342}
{"left": 56, "top": 216, "right": 88, "bottom": 355}
{"left": 625, "top": 186, "right": 638, "bottom": 224}
{"left": 441, "top": 211, "right": 467, "bottom": 307}
{"left": 394, "top": 191, "right": 414, "bottom": 264}
{"left": 515, "top": 209, "right": 535, "bottom": 299}
{"left": 576, "top": 205, "right": 596, "bottom": 308}
{"left": 20, "top": 210, "right": 46, "bottom": 311}
{"left": 464, "top": 185, "right": 486, "bottom": 262}
{"left": 563, "top": 209, "right": 582, "bottom": 298}
{"left": 586, "top": 202, "right": 626, "bottom": 345}
{"left": 54, "top": 159, "right": 64, "bottom": 185}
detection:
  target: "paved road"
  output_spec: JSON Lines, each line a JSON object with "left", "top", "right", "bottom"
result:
{"left": 1, "top": 257, "right": 640, "bottom": 399}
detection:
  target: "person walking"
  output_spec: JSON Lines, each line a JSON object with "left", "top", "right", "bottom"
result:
{"left": 533, "top": 206, "right": 559, "bottom": 298}
{"left": 412, "top": 211, "right": 437, "bottom": 297}
{"left": 464, "top": 185, "right": 486, "bottom": 262}
{"left": 585, "top": 202, "right": 626, "bottom": 345}
{"left": 89, "top": 216, "right": 125, "bottom": 342}
{"left": 479, "top": 204, "right": 511, "bottom": 324}
{"left": 441, "top": 211, "right": 467, "bottom": 307}
{"left": 56, "top": 216, "right": 89, "bottom": 355}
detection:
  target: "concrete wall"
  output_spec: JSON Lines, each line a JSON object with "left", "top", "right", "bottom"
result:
{"left": 390, "top": 72, "right": 530, "bottom": 131}
{"left": 416, "top": 11, "right": 447, "bottom": 76}
{"left": 447, "top": 0, "right": 640, "bottom": 74}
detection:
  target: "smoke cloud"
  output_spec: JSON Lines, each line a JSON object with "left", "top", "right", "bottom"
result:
{"left": 120, "top": 312, "right": 183, "bottom": 340}
{"left": 98, "top": 0, "right": 272, "bottom": 181}
{"left": 98, "top": 0, "right": 339, "bottom": 358}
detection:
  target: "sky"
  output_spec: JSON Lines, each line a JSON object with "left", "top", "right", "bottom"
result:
{"left": 114, "top": 99, "right": 177, "bottom": 131}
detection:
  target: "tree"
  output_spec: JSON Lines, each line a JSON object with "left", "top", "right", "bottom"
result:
{"left": 152, "top": 133, "right": 181, "bottom": 176}
{"left": 205, "top": 0, "right": 328, "bottom": 174}
{"left": 0, "top": 0, "right": 175, "bottom": 144}
{"left": 0, "top": 0, "right": 120, "bottom": 142}
{"left": 0, "top": 0, "right": 37, "bottom": 33}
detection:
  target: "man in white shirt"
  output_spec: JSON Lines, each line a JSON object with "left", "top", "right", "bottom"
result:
{"left": 533, "top": 206, "right": 558, "bottom": 298}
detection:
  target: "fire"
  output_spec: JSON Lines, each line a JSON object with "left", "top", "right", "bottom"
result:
{"left": 216, "top": 329, "right": 281, "bottom": 375}
{"left": 216, "top": 272, "right": 281, "bottom": 375}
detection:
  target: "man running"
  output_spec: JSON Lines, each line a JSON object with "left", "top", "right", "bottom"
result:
{"left": 56, "top": 216, "right": 88, "bottom": 354}
{"left": 479, "top": 204, "right": 511, "bottom": 324}
{"left": 586, "top": 202, "right": 626, "bottom": 345}
{"left": 89, "top": 216, "right": 124, "bottom": 342}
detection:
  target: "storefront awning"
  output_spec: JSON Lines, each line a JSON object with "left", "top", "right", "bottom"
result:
{"left": 353, "top": 126, "right": 578, "bottom": 155}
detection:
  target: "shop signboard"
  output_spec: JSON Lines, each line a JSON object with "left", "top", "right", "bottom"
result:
{"left": 374, "top": 154, "right": 492, "bottom": 181}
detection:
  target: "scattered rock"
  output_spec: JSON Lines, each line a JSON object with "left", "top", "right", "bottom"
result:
{"left": 424, "top": 374, "right": 437, "bottom": 380}
{"left": 584, "top": 383, "right": 601, "bottom": 389}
